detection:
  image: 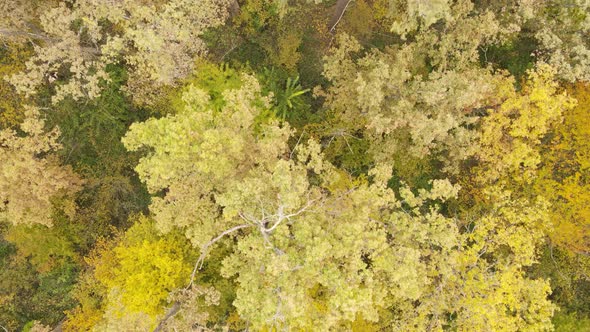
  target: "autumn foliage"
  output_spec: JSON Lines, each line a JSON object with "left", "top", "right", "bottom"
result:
{"left": 1, "top": 0, "right": 590, "bottom": 331}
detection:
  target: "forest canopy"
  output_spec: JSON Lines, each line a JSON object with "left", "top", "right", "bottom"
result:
{"left": 1, "top": 0, "right": 590, "bottom": 331}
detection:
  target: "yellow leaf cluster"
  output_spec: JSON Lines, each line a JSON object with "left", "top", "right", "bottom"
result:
{"left": 536, "top": 82, "right": 590, "bottom": 253}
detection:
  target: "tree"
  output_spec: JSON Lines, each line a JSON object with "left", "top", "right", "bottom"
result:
{"left": 0, "top": 0, "right": 60, "bottom": 42}
{"left": 477, "top": 0, "right": 590, "bottom": 82}
{"left": 319, "top": 33, "right": 512, "bottom": 177}
{"left": 4, "top": 222, "right": 79, "bottom": 273}
{"left": 6, "top": 0, "right": 231, "bottom": 105}
{"left": 0, "top": 224, "right": 80, "bottom": 330}
{"left": 389, "top": 0, "right": 453, "bottom": 38}
{"left": 68, "top": 216, "right": 194, "bottom": 331}
{"left": 474, "top": 63, "right": 577, "bottom": 187}
{"left": 4, "top": 1, "right": 589, "bottom": 329}
{"left": 535, "top": 82, "right": 590, "bottom": 254}
{"left": 0, "top": 42, "right": 33, "bottom": 128}
{"left": 123, "top": 72, "right": 555, "bottom": 330}
{"left": 528, "top": 1, "right": 590, "bottom": 82}
{"left": 0, "top": 107, "right": 82, "bottom": 227}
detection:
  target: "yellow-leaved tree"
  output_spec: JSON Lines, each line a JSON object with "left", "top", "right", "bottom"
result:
{"left": 67, "top": 215, "right": 195, "bottom": 331}
{"left": 475, "top": 63, "right": 577, "bottom": 187}
{"left": 536, "top": 82, "right": 590, "bottom": 254}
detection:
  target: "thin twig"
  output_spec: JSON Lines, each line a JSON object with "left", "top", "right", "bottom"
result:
{"left": 219, "top": 42, "right": 240, "bottom": 62}
{"left": 342, "top": 135, "right": 353, "bottom": 153}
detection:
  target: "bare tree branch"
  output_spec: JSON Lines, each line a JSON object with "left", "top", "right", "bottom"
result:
{"left": 264, "top": 199, "right": 317, "bottom": 233}
{"left": 187, "top": 223, "right": 253, "bottom": 289}
{"left": 289, "top": 129, "right": 306, "bottom": 160}
{"left": 152, "top": 302, "right": 181, "bottom": 332}
{"left": 0, "top": 28, "right": 56, "bottom": 42}
{"left": 329, "top": 0, "right": 353, "bottom": 33}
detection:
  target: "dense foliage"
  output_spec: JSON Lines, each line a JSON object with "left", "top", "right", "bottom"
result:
{"left": 1, "top": 0, "right": 590, "bottom": 331}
